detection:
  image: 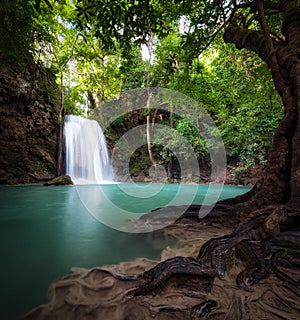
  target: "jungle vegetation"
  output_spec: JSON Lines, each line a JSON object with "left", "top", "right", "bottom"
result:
{"left": 1, "top": 1, "right": 300, "bottom": 318}
{"left": 0, "top": 0, "right": 284, "bottom": 178}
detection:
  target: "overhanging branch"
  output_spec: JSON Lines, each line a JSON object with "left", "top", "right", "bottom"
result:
{"left": 223, "top": 20, "right": 270, "bottom": 65}
{"left": 256, "top": 0, "right": 286, "bottom": 92}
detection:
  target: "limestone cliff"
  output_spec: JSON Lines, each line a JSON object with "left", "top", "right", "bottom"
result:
{"left": 0, "top": 67, "right": 59, "bottom": 184}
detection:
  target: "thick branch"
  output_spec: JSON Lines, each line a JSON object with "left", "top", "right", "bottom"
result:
{"left": 223, "top": 20, "right": 270, "bottom": 65}
{"left": 256, "top": 0, "right": 287, "bottom": 94}
{"left": 235, "top": 0, "right": 281, "bottom": 11}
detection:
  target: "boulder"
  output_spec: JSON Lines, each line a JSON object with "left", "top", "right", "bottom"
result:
{"left": 44, "top": 175, "right": 73, "bottom": 186}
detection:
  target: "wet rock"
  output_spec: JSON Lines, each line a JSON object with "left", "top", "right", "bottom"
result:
{"left": 0, "top": 67, "right": 59, "bottom": 184}
{"left": 44, "top": 175, "right": 73, "bottom": 186}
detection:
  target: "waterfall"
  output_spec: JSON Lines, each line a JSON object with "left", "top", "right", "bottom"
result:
{"left": 64, "top": 115, "right": 114, "bottom": 184}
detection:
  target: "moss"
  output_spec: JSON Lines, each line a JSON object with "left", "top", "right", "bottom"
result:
{"left": 31, "top": 160, "right": 49, "bottom": 174}
{"left": 44, "top": 175, "right": 73, "bottom": 186}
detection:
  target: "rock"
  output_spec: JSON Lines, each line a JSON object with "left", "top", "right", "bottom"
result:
{"left": 29, "top": 172, "right": 56, "bottom": 181}
{"left": 0, "top": 66, "right": 59, "bottom": 185}
{"left": 44, "top": 175, "right": 73, "bottom": 186}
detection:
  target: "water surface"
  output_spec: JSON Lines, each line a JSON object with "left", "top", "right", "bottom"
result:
{"left": 0, "top": 184, "right": 250, "bottom": 319}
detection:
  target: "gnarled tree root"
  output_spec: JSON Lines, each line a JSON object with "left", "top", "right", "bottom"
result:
{"left": 24, "top": 204, "right": 300, "bottom": 320}
{"left": 125, "top": 204, "right": 300, "bottom": 317}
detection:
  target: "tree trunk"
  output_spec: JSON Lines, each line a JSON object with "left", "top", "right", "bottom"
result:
{"left": 145, "top": 85, "right": 155, "bottom": 166}
{"left": 146, "top": 114, "right": 155, "bottom": 165}
{"left": 57, "top": 71, "right": 64, "bottom": 177}
{"left": 144, "top": 34, "right": 156, "bottom": 166}
{"left": 289, "top": 56, "right": 300, "bottom": 205}
{"left": 223, "top": 0, "right": 300, "bottom": 217}
{"left": 57, "top": 112, "right": 64, "bottom": 176}
{"left": 53, "top": 35, "right": 78, "bottom": 176}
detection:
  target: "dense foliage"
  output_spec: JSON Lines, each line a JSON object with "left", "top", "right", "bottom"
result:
{"left": 0, "top": 0, "right": 284, "bottom": 178}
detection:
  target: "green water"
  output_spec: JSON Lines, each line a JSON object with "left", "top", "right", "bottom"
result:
{"left": 0, "top": 184, "right": 250, "bottom": 319}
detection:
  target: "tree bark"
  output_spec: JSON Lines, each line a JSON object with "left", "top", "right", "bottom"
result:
{"left": 145, "top": 36, "right": 155, "bottom": 166}
{"left": 57, "top": 72, "right": 64, "bottom": 177}
{"left": 223, "top": 0, "right": 300, "bottom": 215}
{"left": 57, "top": 114, "right": 64, "bottom": 176}
{"left": 290, "top": 63, "right": 300, "bottom": 205}
{"left": 53, "top": 35, "right": 78, "bottom": 176}
{"left": 146, "top": 114, "right": 155, "bottom": 165}
{"left": 283, "top": 0, "right": 300, "bottom": 205}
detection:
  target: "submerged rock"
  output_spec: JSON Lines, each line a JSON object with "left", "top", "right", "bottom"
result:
{"left": 44, "top": 175, "right": 73, "bottom": 186}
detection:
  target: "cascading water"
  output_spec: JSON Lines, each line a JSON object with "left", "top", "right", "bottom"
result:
{"left": 64, "top": 114, "right": 114, "bottom": 184}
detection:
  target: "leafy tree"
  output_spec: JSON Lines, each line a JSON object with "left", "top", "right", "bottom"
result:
{"left": 121, "top": 46, "right": 149, "bottom": 90}
{"left": 149, "top": 31, "right": 282, "bottom": 173}
{"left": 75, "top": 0, "right": 299, "bottom": 210}
{"left": 9, "top": 0, "right": 296, "bottom": 211}
{"left": 0, "top": 0, "right": 37, "bottom": 68}
{"left": 207, "top": 43, "right": 283, "bottom": 170}
{"left": 221, "top": 1, "right": 299, "bottom": 211}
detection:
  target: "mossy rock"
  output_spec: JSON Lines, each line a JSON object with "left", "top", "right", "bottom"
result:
{"left": 44, "top": 175, "right": 73, "bottom": 186}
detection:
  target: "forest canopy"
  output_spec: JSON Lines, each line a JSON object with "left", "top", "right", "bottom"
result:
{"left": 0, "top": 0, "right": 284, "bottom": 178}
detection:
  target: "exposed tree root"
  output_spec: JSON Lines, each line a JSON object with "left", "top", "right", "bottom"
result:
{"left": 126, "top": 256, "right": 216, "bottom": 297}
{"left": 24, "top": 204, "right": 300, "bottom": 320}
{"left": 196, "top": 204, "right": 300, "bottom": 286}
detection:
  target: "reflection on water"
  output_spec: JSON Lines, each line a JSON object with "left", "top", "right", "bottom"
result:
{"left": 0, "top": 184, "right": 250, "bottom": 319}
{"left": 76, "top": 183, "right": 224, "bottom": 231}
